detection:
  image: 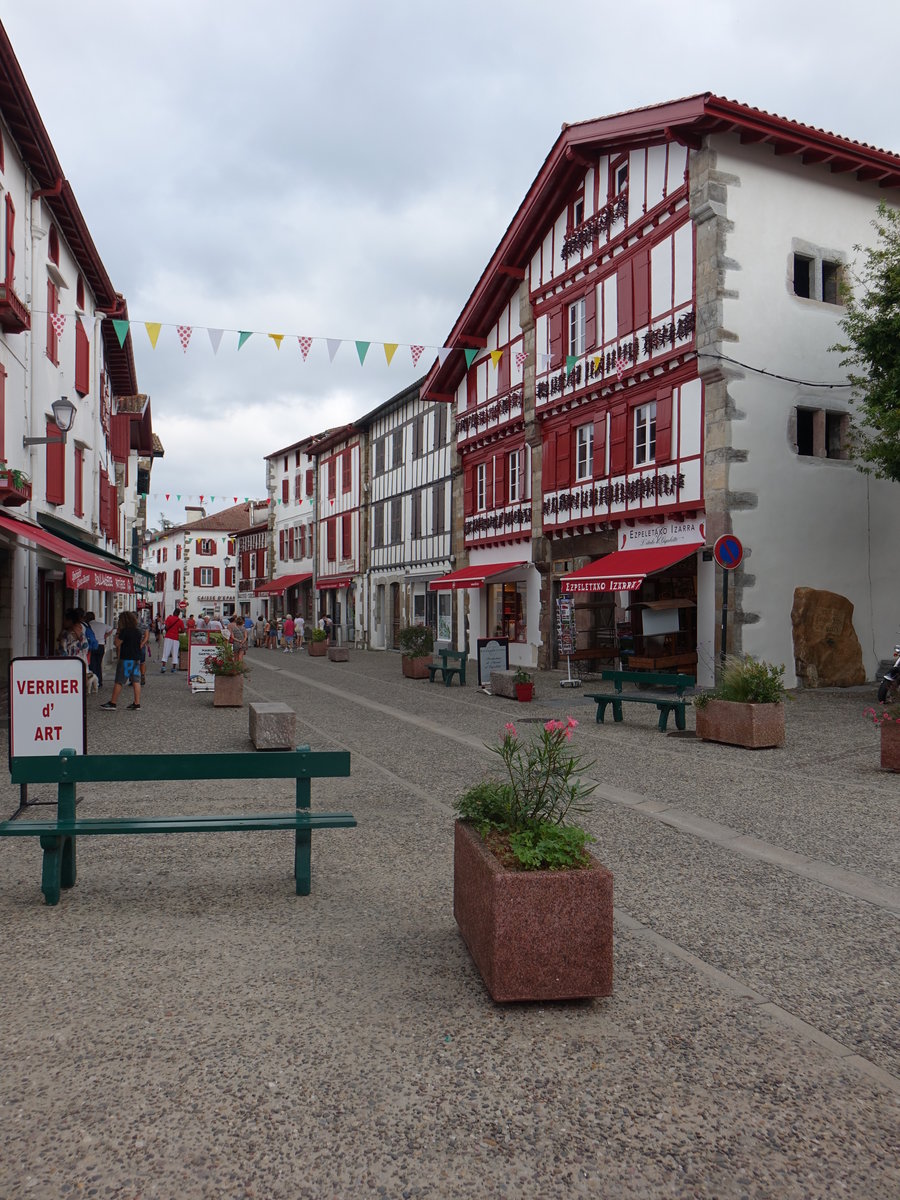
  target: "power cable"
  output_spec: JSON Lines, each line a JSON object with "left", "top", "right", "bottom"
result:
{"left": 697, "top": 350, "right": 854, "bottom": 389}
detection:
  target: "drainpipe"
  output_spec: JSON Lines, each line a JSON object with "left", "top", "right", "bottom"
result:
{"left": 32, "top": 177, "right": 64, "bottom": 201}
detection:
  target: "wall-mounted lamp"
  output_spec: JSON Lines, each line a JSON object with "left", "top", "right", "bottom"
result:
{"left": 23, "top": 396, "right": 77, "bottom": 447}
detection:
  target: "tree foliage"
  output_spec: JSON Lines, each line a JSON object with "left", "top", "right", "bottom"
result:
{"left": 833, "top": 201, "right": 900, "bottom": 482}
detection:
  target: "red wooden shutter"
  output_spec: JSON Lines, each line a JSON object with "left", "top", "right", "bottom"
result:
{"left": 326, "top": 518, "right": 336, "bottom": 561}
{"left": 299, "top": 527, "right": 306, "bottom": 558}
{"left": 46, "top": 281, "right": 59, "bottom": 364}
{"left": 75, "top": 320, "right": 90, "bottom": 395}
{"left": 279, "top": 530, "right": 285, "bottom": 559}
{"left": 555, "top": 427, "right": 572, "bottom": 486}
{"left": 195, "top": 539, "right": 202, "bottom": 554}
{"left": 633, "top": 247, "right": 651, "bottom": 329}
{"left": 542, "top": 431, "right": 557, "bottom": 490}
{"left": 609, "top": 405, "right": 628, "bottom": 475}
{"left": 227, "top": 538, "right": 235, "bottom": 555}
{"left": 466, "top": 370, "right": 477, "bottom": 409}
{"left": 655, "top": 387, "right": 673, "bottom": 463}
{"left": 497, "top": 350, "right": 510, "bottom": 394}
{"left": 212, "top": 568, "right": 220, "bottom": 586}
{"left": 174, "top": 569, "right": 181, "bottom": 590}
{"left": 593, "top": 414, "right": 607, "bottom": 478}
{"left": 495, "top": 452, "right": 507, "bottom": 506}
{"left": 305, "top": 468, "right": 314, "bottom": 496}
{"left": 342, "top": 450, "right": 352, "bottom": 493}
{"left": 45, "top": 422, "right": 65, "bottom": 504}
{"left": 4, "top": 195, "right": 14, "bottom": 284}
{"left": 241, "top": 551, "right": 250, "bottom": 578}
{"left": 327, "top": 460, "right": 336, "bottom": 499}
{"left": 584, "top": 286, "right": 597, "bottom": 351}
{"left": 73, "top": 447, "right": 83, "bottom": 516}
{"left": 282, "top": 478, "right": 289, "bottom": 503}
{"left": 549, "top": 309, "right": 564, "bottom": 366}
{"left": 617, "top": 262, "right": 633, "bottom": 337}
{"left": 193, "top": 568, "right": 202, "bottom": 585}
{"left": 463, "top": 466, "right": 474, "bottom": 515}
{"left": 341, "top": 512, "right": 351, "bottom": 555}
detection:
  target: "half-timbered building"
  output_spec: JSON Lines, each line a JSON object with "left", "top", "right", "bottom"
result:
{"left": 313, "top": 425, "right": 360, "bottom": 644}
{"left": 424, "top": 94, "right": 900, "bottom": 686}
{"left": 260, "top": 438, "right": 317, "bottom": 623}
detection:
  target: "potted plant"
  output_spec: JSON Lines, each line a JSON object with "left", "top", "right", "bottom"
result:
{"left": 397, "top": 624, "right": 434, "bottom": 679}
{"left": 307, "top": 627, "right": 328, "bottom": 657}
{"left": 513, "top": 668, "right": 534, "bottom": 703}
{"left": 864, "top": 704, "right": 900, "bottom": 772}
{"left": 0, "top": 461, "right": 32, "bottom": 507}
{"left": 453, "top": 718, "right": 613, "bottom": 1002}
{"left": 694, "top": 655, "right": 787, "bottom": 749}
{"left": 205, "top": 643, "right": 250, "bottom": 707}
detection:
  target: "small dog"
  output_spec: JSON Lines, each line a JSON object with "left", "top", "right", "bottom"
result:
{"left": 85, "top": 671, "right": 99, "bottom": 694}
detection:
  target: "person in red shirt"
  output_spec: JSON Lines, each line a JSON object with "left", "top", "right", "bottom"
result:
{"left": 160, "top": 610, "right": 185, "bottom": 673}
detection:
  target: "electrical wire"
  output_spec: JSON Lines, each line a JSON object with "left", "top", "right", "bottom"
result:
{"left": 697, "top": 351, "right": 853, "bottom": 388}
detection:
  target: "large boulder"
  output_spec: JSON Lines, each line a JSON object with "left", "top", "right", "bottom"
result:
{"left": 791, "top": 588, "right": 866, "bottom": 687}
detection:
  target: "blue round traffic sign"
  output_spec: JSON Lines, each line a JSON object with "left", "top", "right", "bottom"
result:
{"left": 713, "top": 534, "right": 743, "bottom": 570}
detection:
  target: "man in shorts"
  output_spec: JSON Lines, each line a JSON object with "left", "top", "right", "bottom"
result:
{"left": 282, "top": 614, "right": 295, "bottom": 653}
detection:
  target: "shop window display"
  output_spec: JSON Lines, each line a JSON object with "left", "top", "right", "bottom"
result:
{"left": 489, "top": 582, "right": 526, "bottom": 643}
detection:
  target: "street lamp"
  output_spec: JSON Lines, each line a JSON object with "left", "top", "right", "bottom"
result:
{"left": 23, "top": 396, "right": 77, "bottom": 447}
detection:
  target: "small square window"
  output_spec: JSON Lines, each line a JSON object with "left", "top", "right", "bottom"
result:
{"left": 615, "top": 163, "right": 628, "bottom": 194}
{"left": 822, "top": 260, "right": 841, "bottom": 305}
{"left": 793, "top": 254, "right": 813, "bottom": 299}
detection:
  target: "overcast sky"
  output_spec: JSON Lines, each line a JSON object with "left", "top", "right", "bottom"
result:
{"left": 3, "top": 1, "right": 898, "bottom": 527}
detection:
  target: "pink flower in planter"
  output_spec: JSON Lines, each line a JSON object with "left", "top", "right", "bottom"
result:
{"left": 504, "top": 723, "right": 518, "bottom": 739}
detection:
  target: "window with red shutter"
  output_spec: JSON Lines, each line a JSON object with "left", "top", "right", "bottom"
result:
{"left": 226, "top": 567, "right": 235, "bottom": 587}
{"left": 463, "top": 466, "right": 474, "bottom": 516}
{"left": 73, "top": 447, "right": 83, "bottom": 516}
{"left": 327, "top": 460, "right": 336, "bottom": 499}
{"left": 45, "top": 422, "right": 65, "bottom": 504}
{"left": 326, "top": 518, "right": 336, "bottom": 561}
{"left": 341, "top": 513, "right": 351, "bottom": 557}
{"left": 174, "top": 569, "right": 181, "bottom": 590}
{"left": 288, "top": 528, "right": 295, "bottom": 559}
{"left": 542, "top": 431, "right": 557, "bottom": 491}
{"left": 295, "top": 449, "right": 300, "bottom": 467}
{"left": 74, "top": 320, "right": 90, "bottom": 395}
{"left": 497, "top": 350, "right": 510, "bottom": 395}
{"left": 282, "top": 478, "right": 289, "bottom": 503}
{"left": 654, "top": 387, "right": 673, "bottom": 463}
{"left": 193, "top": 568, "right": 202, "bottom": 586}
{"left": 294, "top": 474, "right": 302, "bottom": 500}
{"left": 342, "top": 450, "right": 352, "bottom": 493}
{"left": 495, "top": 452, "right": 507, "bottom": 506}
{"left": 466, "top": 370, "right": 477, "bottom": 410}
{"left": 176, "top": 544, "right": 182, "bottom": 560}
{"left": 617, "top": 263, "right": 633, "bottom": 338}
{"left": 609, "top": 405, "right": 628, "bottom": 475}
{"left": 555, "top": 428, "right": 571, "bottom": 486}
{"left": 212, "top": 568, "right": 220, "bottom": 586}
{"left": 305, "top": 468, "right": 314, "bottom": 496}
{"left": 279, "top": 530, "right": 285, "bottom": 559}
{"left": 299, "top": 527, "right": 306, "bottom": 558}
{"left": 584, "top": 287, "right": 597, "bottom": 352}
{"left": 46, "top": 281, "right": 59, "bottom": 365}
{"left": 593, "top": 414, "right": 608, "bottom": 478}
{"left": 227, "top": 539, "right": 235, "bottom": 556}
{"left": 4, "top": 196, "right": 14, "bottom": 285}
{"left": 549, "top": 309, "right": 564, "bottom": 368}
{"left": 633, "top": 247, "right": 650, "bottom": 329}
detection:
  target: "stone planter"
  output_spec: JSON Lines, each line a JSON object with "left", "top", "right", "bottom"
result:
{"left": 453, "top": 820, "right": 613, "bottom": 1003}
{"left": 328, "top": 646, "right": 349, "bottom": 662}
{"left": 213, "top": 674, "right": 244, "bottom": 707}
{"left": 881, "top": 719, "right": 900, "bottom": 771}
{"left": 695, "top": 699, "right": 785, "bottom": 749}
{"left": 307, "top": 640, "right": 327, "bottom": 657}
{"left": 178, "top": 650, "right": 188, "bottom": 672}
{"left": 402, "top": 655, "right": 430, "bottom": 679}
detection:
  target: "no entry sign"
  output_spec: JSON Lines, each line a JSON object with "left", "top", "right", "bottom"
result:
{"left": 713, "top": 534, "right": 743, "bottom": 570}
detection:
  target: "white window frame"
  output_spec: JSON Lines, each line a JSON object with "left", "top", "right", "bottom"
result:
{"left": 199, "top": 567, "right": 214, "bottom": 587}
{"left": 568, "top": 297, "right": 585, "bottom": 358}
{"left": 634, "top": 402, "right": 657, "bottom": 466}
{"left": 476, "top": 463, "right": 487, "bottom": 511}
{"left": 249, "top": 552, "right": 257, "bottom": 577}
{"left": 575, "top": 423, "right": 593, "bottom": 481}
{"left": 508, "top": 451, "right": 520, "bottom": 503}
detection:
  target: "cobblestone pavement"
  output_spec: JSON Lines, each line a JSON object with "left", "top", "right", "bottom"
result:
{"left": 0, "top": 647, "right": 897, "bottom": 1199}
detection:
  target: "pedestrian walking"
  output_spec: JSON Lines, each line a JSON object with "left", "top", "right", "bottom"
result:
{"left": 282, "top": 614, "right": 295, "bottom": 653}
{"left": 256, "top": 614, "right": 265, "bottom": 647}
{"left": 230, "top": 615, "right": 248, "bottom": 661}
{"left": 85, "top": 611, "right": 112, "bottom": 687}
{"left": 101, "top": 611, "right": 143, "bottom": 710}
{"left": 160, "top": 609, "right": 184, "bottom": 673}
{"left": 296, "top": 614, "right": 305, "bottom": 648}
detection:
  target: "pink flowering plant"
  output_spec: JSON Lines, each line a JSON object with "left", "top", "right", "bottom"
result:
{"left": 864, "top": 704, "right": 900, "bottom": 726}
{"left": 454, "top": 718, "right": 596, "bottom": 870}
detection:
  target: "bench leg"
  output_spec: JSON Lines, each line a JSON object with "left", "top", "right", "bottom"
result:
{"left": 674, "top": 703, "right": 686, "bottom": 732}
{"left": 656, "top": 704, "right": 671, "bottom": 732}
{"left": 39, "top": 834, "right": 66, "bottom": 906}
{"left": 294, "top": 827, "right": 311, "bottom": 896}
{"left": 594, "top": 701, "right": 606, "bottom": 724}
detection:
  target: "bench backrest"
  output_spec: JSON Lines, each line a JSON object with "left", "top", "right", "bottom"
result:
{"left": 439, "top": 649, "right": 466, "bottom": 663}
{"left": 10, "top": 745, "right": 350, "bottom": 786}
{"left": 599, "top": 669, "right": 694, "bottom": 692}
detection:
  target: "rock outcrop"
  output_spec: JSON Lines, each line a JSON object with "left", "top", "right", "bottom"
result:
{"left": 791, "top": 588, "right": 866, "bottom": 687}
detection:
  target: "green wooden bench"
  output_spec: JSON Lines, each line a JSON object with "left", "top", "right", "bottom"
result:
{"left": 584, "top": 670, "right": 695, "bottom": 732}
{"left": 0, "top": 745, "right": 355, "bottom": 906}
{"left": 426, "top": 648, "right": 467, "bottom": 686}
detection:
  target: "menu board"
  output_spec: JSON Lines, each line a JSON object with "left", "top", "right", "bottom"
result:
{"left": 556, "top": 596, "right": 576, "bottom": 657}
{"left": 477, "top": 637, "right": 509, "bottom": 686}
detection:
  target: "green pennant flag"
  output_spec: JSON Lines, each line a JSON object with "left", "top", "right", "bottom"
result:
{"left": 356, "top": 340, "right": 370, "bottom": 365}
{"left": 112, "top": 319, "right": 130, "bottom": 348}
{"left": 176, "top": 494, "right": 181, "bottom": 501}
{"left": 238, "top": 331, "right": 252, "bottom": 350}
{"left": 566, "top": 355, "right": 578, "bottom": 371}
{"left": 464, "top": 348, "right": 478, "bottom": 369}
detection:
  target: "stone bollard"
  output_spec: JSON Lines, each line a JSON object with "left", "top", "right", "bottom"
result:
{"left": 249, "top": 702, "right": 296, "bottom": 751}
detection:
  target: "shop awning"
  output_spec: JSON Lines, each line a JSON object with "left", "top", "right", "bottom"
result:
{"left": 0, "top": 512, "right": 135, "bottom": 594}
{"left": 36, "top": 513, "right": 150, "bottom": 593}
{"left": 254, "top": 572, "right": 312, "bottom": 596}
{"left": 561, "top": 542, "right": 703, "bottom": 594}
{"left": 316, "top": 575, "right": 354, "bottom": 591}
{"left": 429, "top": 560, "right": 527, "bottom": 592}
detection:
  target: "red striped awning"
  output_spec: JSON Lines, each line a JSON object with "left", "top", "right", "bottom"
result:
{"left": 0, "top": 512, "right": 134, "bottom": 594}
{"left": 561, "top": 542, "right": 702, "bottom": 594}
{"left": 254, "top": 572, "right": 312, "bottom": 596}
{"left": 429, "top": 560, "right": 526, "bottom": 592}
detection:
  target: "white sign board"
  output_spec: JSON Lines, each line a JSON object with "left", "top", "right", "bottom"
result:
{"left": 188, "top": 632, "right": 218, "bottom": 693}
{"left": 9, "top": 657, "right": 87, "bottom": 760}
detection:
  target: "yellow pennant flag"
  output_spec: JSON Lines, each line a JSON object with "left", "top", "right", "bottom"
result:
{"left": 269, "top": 333, "right": 284, "bottom": 350}
{"left": 383, "top": 343, "right": 398, "bottom": 366}
{"left": 490, "top": 350, "right": 503, "bottom": 370}
{"left": 144, "top": 322, "right": 162, "bottom": 349}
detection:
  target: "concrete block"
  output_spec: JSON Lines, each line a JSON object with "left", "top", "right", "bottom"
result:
{"left": 327, "top": 646, "right": 349, "bottom": 662}
{"left": 249, "top": 702, "right": 296, "bottom": 751}
{"left": 490, "top": 670, "right": 517, "bottom": 699}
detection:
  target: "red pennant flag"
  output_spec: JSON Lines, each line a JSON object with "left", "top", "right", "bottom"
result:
{"left": 199, "top": 495, "right": 204, "bottom": 502}
{"left": 165, "top": 494, "right": 170, "bottom": 501}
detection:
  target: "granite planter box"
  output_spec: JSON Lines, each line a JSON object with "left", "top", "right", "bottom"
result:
{"left": 307, "top": 640, "right": 327, "bottom": 657}
{"left": 695, "top": 700, "right": 785, "bottom": 749}
{"left": 402, "top": 655, "right": 430, "bottom": 679}
{"left": 881, "top": 720, "right": 900, "bottom": 771}
{"left": 453, "top": 820, "right": 613, "bottom": 1003}
{"left": 328, "top": 646, "right": 349, "bottom": 662}
{"left": 213, "top": 674, "right": 244, "bottom": 707}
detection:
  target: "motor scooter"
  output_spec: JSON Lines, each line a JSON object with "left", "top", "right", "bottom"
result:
{"left": 877, "top": 643, "right": 900, "bottom": 704}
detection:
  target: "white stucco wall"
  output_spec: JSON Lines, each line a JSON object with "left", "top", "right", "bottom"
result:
{"left": 710, "top": 140, "right": 900, "bottom": 682}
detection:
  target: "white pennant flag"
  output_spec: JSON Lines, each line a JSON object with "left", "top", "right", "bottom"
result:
{"left": 438, "top": 347, "right": 452, "bottom": 366}
{"left": 208, "top": 328, "right": 224, "bottom": 355}
{"left": 326, "top": 339, "right": 342, "bottom": 363}
{"left": 79, "top": 314, "right": 92, "bottom": 340}
{"left": 538, "top": 353, "right": 552, "bottom": 372}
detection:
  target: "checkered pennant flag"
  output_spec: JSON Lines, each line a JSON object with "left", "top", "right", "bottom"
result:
{"left": 177, "top": 325, "right": 193, "bottom": 353}
{"left": 50, "top": 313, "right": 66, "bottom": 339}
{"left": 298, "top": 336, "right": 313, "bottom": 361}
{"left": 616, "top": 356, "right": 627, "bottom": 382}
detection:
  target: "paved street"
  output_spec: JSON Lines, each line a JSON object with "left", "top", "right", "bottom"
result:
{"left": 0, "top": 646, "right": 897, "bottom": 1199}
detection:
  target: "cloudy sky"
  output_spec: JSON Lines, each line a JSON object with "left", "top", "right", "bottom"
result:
{"left": 3, "top": 1, "right": 898, "bottom": 526}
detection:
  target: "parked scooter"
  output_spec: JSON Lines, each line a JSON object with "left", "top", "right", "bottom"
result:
{"left": 877, "top": 643, "right": 900, "bottom": 704}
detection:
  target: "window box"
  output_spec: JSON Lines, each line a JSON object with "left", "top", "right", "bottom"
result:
{"left": 0, "top": 282, "right": 31, "bottom": 334}
{"left": 0, "top": 467, "right": 32, "bottom": 507}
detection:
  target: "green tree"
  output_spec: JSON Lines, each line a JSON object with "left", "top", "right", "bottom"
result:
{"left": 833, "top": 201, "right": 900, "bottom": 482}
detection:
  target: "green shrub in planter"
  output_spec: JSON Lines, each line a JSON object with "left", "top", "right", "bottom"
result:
{"left": 397, "top": 624, "right": 434, "bottom": 659}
